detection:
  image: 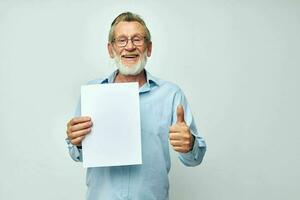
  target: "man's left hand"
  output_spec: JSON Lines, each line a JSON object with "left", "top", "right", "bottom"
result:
{"left": 169, "top": 105, "right": 195, "bottom": 153}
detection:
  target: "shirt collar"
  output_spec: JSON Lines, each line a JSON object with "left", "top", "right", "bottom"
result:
{"left": 100, "top": 69, "right": 160, "bottom": 93}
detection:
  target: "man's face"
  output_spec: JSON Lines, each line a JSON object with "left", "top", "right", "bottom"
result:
{"left": 108, "top": 21, "right": 152, "bottom": 72}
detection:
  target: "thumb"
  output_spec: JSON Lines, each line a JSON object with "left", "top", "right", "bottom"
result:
{"left": 176, "top": 105, "right": 185, "bottom": 123}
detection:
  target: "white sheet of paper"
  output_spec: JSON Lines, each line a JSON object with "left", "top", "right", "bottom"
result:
{"left": 81, "top": 82, "right": 142, "bottom": 168}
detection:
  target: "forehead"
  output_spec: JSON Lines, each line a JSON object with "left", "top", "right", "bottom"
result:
{"left": 114, "top": 21, "right": 145, "bottom": 37}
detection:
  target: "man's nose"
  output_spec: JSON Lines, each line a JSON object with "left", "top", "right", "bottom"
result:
{"left": 125, "top": 39, "right": 135, "bottom": 50}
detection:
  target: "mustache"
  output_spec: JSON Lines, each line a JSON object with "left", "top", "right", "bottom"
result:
{"left": 112, "top": 49, "right": 147, "bottom": 59}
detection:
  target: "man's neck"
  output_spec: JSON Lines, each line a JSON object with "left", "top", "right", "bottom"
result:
{"left": 114, "top": 70, "right": 146, "bottom": 87}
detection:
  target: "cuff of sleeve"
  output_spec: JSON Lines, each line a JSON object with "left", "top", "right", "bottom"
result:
{"left": 178, "top": 129, "right": 206, "bottom": 166}
{"left": 180, "top": 137, "right": 200, "bottom": 160}
{"left": 65, "top": 138, "right": 82, "bottom": 162}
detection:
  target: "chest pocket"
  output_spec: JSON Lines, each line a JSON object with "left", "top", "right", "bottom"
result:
{"left": 140, "top": 103, "right": 172, "bottom": 136}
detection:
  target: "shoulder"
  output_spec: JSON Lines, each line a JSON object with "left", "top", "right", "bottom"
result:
{"left": 153, "top": 75, "right": 183, "bottom": 94}
{"left": 147, "top": 71, "right": 180, "bottom": 90}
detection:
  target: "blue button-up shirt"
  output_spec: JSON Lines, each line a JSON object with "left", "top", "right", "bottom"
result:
{"left": 66, "top": 70, "right": 206, "bottom": 200}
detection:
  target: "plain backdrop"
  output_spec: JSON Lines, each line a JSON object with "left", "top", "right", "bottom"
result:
{"left": 0, "top": 0, "right": 299, "bottom": 200}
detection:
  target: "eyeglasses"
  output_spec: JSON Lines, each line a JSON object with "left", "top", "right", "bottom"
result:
{"left": 112, "top": 35, "right": 147, "bottom": 47}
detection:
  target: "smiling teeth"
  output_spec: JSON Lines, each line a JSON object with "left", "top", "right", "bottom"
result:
{"left": 123, "top": 54, "right": 138, "bottom": 58}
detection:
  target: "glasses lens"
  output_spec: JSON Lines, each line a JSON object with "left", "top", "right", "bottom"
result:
{"left": 132, "top": 36, "right": 144, "bottom": 46}
{"left": 116, "top": 37, "right": 127, "bottom": 47}
{"left": 114, "top": 36, "right": 145, "bottom": 47}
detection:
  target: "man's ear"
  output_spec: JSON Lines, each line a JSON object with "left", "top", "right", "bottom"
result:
{"left": 107, "top": 43, "right": 115, "bottom": 58}
{"left": 146, "top": 42, "right": 152, "bottom": 57}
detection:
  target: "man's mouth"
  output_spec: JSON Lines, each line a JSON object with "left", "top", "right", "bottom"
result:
{"left": 122, "top": 54, "right": 139, "bottom": 59}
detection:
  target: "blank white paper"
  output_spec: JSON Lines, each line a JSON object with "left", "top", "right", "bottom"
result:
{"left": 81, "top": 82, "right": 142, "bottom": 168}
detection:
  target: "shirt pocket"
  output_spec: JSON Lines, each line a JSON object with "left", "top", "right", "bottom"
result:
{"left": 141, "top": 103, "right": 171, "bottom": 137}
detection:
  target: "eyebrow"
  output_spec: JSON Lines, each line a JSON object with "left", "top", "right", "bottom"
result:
{"left": 115, "top": 33, "right": 144, "bottom": 38}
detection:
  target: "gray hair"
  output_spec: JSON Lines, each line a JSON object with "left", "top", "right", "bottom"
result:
{"left": 108, "top": 12, "right": 151, "bottom": 43}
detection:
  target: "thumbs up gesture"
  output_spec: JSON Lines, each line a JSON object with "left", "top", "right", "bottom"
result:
{"left": 169, "top": 105, "right": 195, "bottom": 153}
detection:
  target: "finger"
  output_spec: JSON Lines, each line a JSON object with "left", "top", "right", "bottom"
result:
{"left": 176, "top": 105, "right": 185, "bottom": 124}
{"left": 172, "top": 146, "right": 185, "bottom": 152}
{"left": 170, "top": 140, "right": 182, "bottom": 147}
{"left": 173, "top": 146, "right": 191, "bottom": 153}
{"left": 69, "top": 116, "right": 91, "bottom": 126}
{"left": 169, "top": 125, "right": 181, "bottom": 133}
{"left": 69, "top": 121, "right": 93, "bottom": 132}
{"left": 169, "top": 125, "right": 189, "bottom": 133}
{"left": 71, "top": 136, "right": 85, "bottom": 146}
{"left": 68, "top": 128, "right": 91, "bottom": 139}
{"left": 169, "top": 132, "right": 183, "bottom": 140}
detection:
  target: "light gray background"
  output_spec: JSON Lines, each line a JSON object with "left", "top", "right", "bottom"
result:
{"left": 0, "top": 0, "right": 299, "bottom": 200}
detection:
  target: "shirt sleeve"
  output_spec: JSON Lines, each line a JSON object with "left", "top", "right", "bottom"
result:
{"left": 172, "top": 88, "right": 207, "bottom": 167}
{"left": 66, "top": 98, "right": 83, "bottom": 162}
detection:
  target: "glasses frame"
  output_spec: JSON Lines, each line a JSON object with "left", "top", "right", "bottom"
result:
{"left": 112, "top": 35, "right": 147, "bottom": 47}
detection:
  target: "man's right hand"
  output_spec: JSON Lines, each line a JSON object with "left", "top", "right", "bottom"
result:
{"left": 66, "top": 116, "right": 93, "bottom": 147}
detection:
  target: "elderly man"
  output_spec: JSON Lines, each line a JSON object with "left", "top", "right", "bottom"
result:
{"left": 66, "top": 12, "right": 206, "bottom": 200}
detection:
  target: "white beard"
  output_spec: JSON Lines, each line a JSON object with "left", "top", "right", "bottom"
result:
{"left": 113, "top": 51, "right": 147, "bottom": 76}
